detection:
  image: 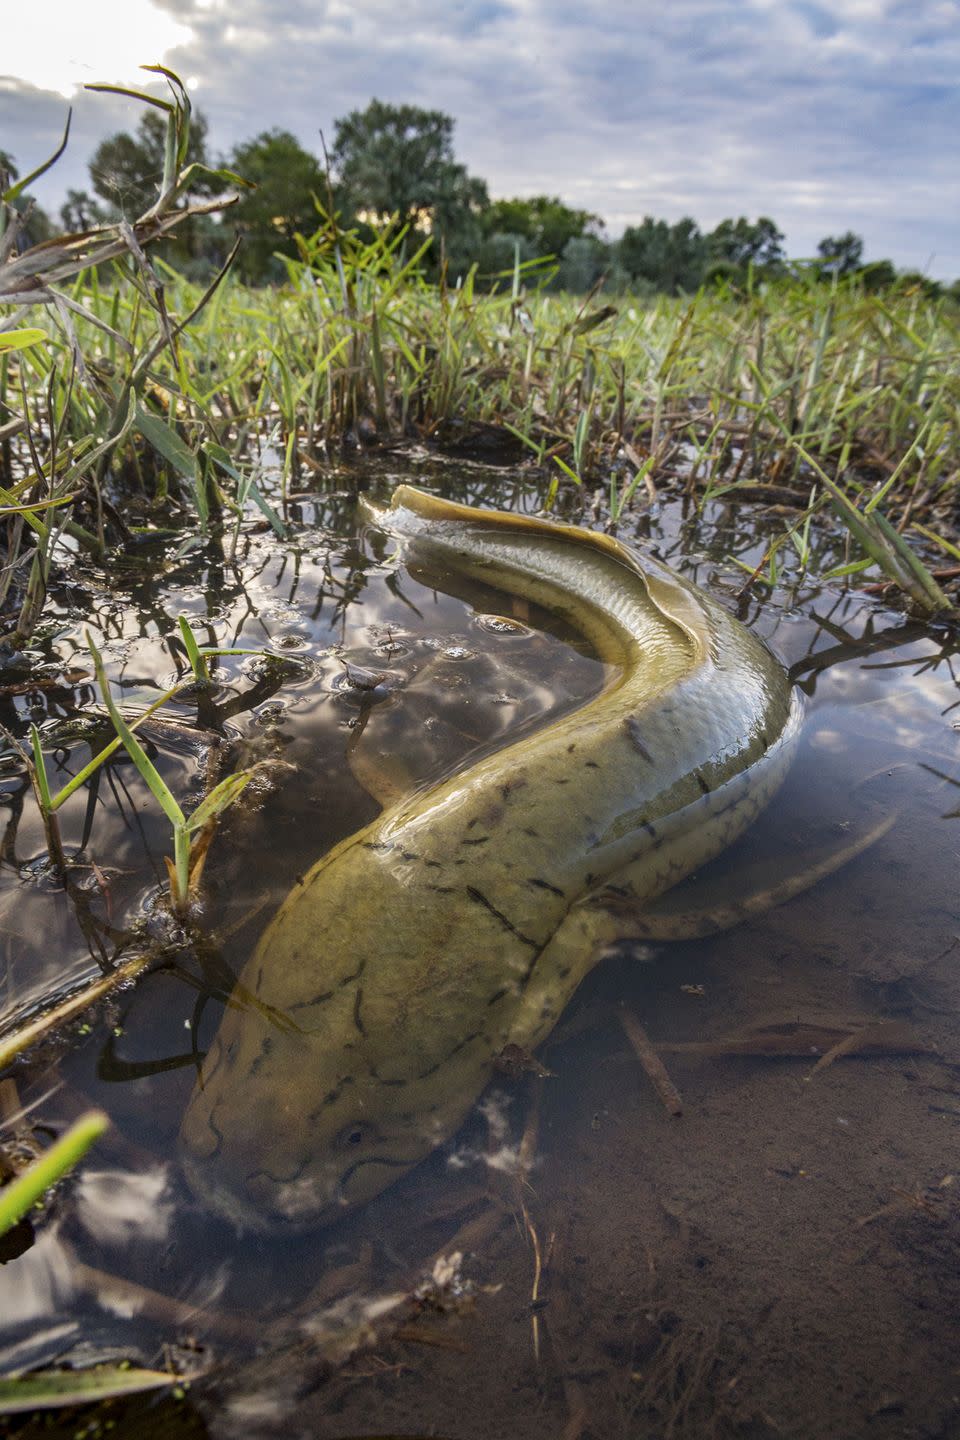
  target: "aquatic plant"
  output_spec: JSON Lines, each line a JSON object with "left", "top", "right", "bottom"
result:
{"left": 85, "top": 633, "right": 254, "bottom": 914}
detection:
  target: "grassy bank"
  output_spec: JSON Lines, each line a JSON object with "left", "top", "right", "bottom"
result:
{"left": 1, "top": 84, "right": 958, "bottom": 636}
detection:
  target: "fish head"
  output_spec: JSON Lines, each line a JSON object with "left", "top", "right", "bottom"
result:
{"left": 179, "top": 987, "right": 469, "bottom": 1232}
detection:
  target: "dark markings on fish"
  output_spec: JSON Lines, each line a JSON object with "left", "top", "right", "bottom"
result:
{"left": 401, "top": 850, "right": 420, "bottom": 862}
{"left": 557, "top": 965, "right": 571, "bottom": 979}
{"left": 250, "top": 1157, "right": 306, "bottom": 1188}
{"left": 466, "top": 817, "right": 479, "bottom": 830}
{"left": 515, "top": 940, "right": 549, "bottom": 990}
{"left": 461, "top": 835, "right": 491, "bottom": 846}
{"left": 353, "top": 987, "right": 366, "bottom": 1036}
{"left": 714, "top": 789, "right": 752, "bottom": 821}
{"left": 247, "top": 1035, "right": 274, "bottom": 1079}
{"left": 368, "top": 1064, "right": 407, "bottom": 1086}
{"left": 466, "top": 886, "right": 539, "bottom": 947}
{"left": 625, "top": 715, "right": 654, "bottom": 763}
{"left": 567, "top": 743, "right": 577, "bottom": 754}
{"left": 500, "top": 777, "right": 528, "bottom": 800}
{"left": 695, "top": 769, "right": 711, "bottom": 795}
{"left": 427, "top": 883, "right": 456, "bottom": 894}
{"left": 199, "top": 1036, "right": 224, "bottom": 1088}
{"left": 424, "top": 858, "right": 442, "bottom": 868}
{"left": 487, "top": 986, "right": 508, "bottom": 1006}
{"left": 555, "top": 777, "right": 570, "bottom": 785}
{"left": 202, "top": 1113, "right": 224, "bottom": 1160}
{"left": 341, "top": 1154, "right": 413, "bottom": 1187}
{"left": 527, "top": 876, "right": 565, "bottom": 897}
{"left": 289, "top": 988, "right": 334, "bottom": 1012}
{"left": 308, "top": 1085, "right": 343, "bottom": 1122}
{"left": 759, "top": 730, "right": 769, "bottom": 752}
{"left": 294, "top": 873, "right": 305, "bottom": 887}
{"left": 417, "top": 1028, "right": 482, "bottom": 1080}
{"left": 255, "top": 964, "right": 264, "bottom": 991}
{"left": 524, "top": 827, "right": 540, "bottom": 838}
{"left": 361, "top": 840, "right": 394, "bottom": 853}
{"left": 585, "top": 759, "right": 600, "bottom": 769}
{"left": 643, "top": 819, "right": 658, "bottom": 838}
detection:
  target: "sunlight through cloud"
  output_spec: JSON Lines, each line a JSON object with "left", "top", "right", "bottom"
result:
{"left": 5, "top": 1, "right": 193, "bottom": 97}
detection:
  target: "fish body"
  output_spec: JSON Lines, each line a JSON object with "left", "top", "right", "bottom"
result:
{"left": 181, "top": 487, "right": 800, "bottom": 1229}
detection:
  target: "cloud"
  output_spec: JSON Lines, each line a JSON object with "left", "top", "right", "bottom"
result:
{"left": 3, "top": 0, "right": 958, "bottom": 274}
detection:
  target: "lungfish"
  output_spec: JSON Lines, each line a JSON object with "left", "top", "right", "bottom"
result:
{"left": 181, "top": 486, "right": 801, "bottom": 1229}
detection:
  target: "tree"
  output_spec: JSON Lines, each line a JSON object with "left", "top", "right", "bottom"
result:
{"left": 475, "top": 231, "right": 535, "bottom": 285}
{"left": 330, "top": 100, "right": 488, "bottom": 273}
{"left": 228, "top": 130, "right": 326, "bottom": 282}
{"left": 557, "top": 234, "right": 611, "bottom": 293}
{"left": 896, "top": 271, "right": 942, "bottom": 299}
{"left": 89, "top": 109, "right": 215, "bottom": 217}
{"left": 617, "top": 216, "right": 706, "bottom": 293}
{"left": 60, "top": 188, "right": 104, "bottom": 232}
{"left": 706, "top": 216, "right": 786, "bottom": 274}
{"left": 480, "top": 196, "right": 602, "bottom": 259}
{"left": 0, "top": 150, "right": 54, "bottom": 249}
{"left": 817, "top": 231, "right": 864, "bottom": 277}
{"left": 857, "top": 259, "right": 897, "bottom": 291}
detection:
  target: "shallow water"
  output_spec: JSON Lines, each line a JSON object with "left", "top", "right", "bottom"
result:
{"left": 2, "top": 463, "right": 959, "bottom": 1440}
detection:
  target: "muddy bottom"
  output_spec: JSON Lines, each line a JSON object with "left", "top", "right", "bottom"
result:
{"left": 2, "top": 465, "right": 959, "bottom": 1440}
{"left": 244, "top": 739, "right": 959, "bottom": 1440}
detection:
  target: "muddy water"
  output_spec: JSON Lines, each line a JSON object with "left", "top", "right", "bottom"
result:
{"left": 1, "top": 465, "right": 959, "bottom": 1440}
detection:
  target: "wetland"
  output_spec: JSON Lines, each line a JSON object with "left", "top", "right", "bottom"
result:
{"left": 3, "top": 82, "right": 960, "bottom": 1434}
{"left": 2, "top": 460, "right": 959, "bottom": 1440}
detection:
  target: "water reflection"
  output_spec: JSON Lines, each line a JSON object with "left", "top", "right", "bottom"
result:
{"left": 74, "top": 1167, "right": 174, "bottom": 1247}
{"left": 0, "top": 465, "right": 958, "bottom": 1439}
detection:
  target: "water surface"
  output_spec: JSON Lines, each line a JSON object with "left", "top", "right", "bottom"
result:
{"left": 1, "top": 464, "right": 958, "bottom": 1440}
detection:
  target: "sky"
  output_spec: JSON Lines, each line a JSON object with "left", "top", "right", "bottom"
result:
{"left": 3, "top": 0, "right": 958, "bottom": 276}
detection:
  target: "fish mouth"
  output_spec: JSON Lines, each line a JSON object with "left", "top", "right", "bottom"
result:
{"left": 181, "top": 1154, "right": 277, "bottom": 1234}
{"left": 181, "top": 1154, "right": 351, "bottom": 1234}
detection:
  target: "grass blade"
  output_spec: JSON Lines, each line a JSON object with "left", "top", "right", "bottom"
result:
{"left": 0, "top": 1110, "right": 108, "bottom": 1236}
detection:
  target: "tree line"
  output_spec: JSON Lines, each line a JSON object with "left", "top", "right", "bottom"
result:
{"left": 2, "top": 100, "right": 951, "bottom": 297}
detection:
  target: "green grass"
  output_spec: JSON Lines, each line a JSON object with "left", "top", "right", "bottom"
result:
{"left": 0, "top": 1109, "right": 108, "bottom": 1235}
{"left": 1, "top": 71, "right": 958, "bottom": 623}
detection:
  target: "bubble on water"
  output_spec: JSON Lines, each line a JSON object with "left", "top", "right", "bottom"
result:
{"left": 475, "top": 613, "right": 532, "bottom": 636}
{"left": 275, "top": 631, "right": 310, "bottom": 651}
{"left": 252, "top": 700, "right": 287, "bottom": 726}
{"left": 442, "top": 645, "right": 472, "bottom": 660}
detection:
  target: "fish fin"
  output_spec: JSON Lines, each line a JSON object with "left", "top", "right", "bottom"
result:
{"left": 504, "top": 902, "right": 632, "bottom": 1051}
{"left": 344, "top": 705, "right": 420, "bottom": 808}
{"left": 346, "top": 744, "right": 417, "bottom": 809}
{"left": 607, "top": 809, "right": 897, "bottom": 942}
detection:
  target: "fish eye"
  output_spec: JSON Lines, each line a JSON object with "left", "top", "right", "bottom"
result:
{"left": 340, "top": 1123, "right": 369, "bottom": 1147}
